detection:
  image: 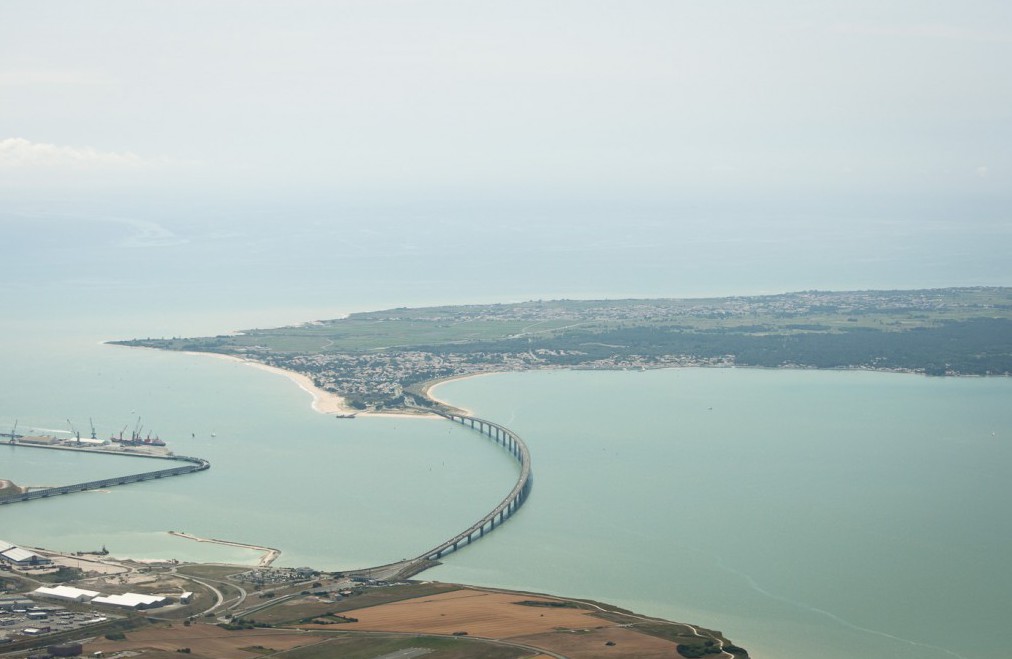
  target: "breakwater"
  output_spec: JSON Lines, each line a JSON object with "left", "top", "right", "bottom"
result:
{"left": 0, "top": 443, "right": 209, "bottom": 505}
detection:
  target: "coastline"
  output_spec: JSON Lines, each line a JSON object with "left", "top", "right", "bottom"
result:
{"left": 186, "top": 352, "right": 357, "bottom": 416}
{"left": 180, "top": 351, "right": 436, "bottom": 418}
{"left": 187, "top": 351, "right": 464, "bottom": 419}
{"left": 112, "top": 341, "right": 989, "bottom": 428}
{"left": 418, "top": 370, "right": 526, "bottom": 416}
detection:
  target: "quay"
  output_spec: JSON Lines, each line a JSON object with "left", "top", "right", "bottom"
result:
{"left": 0, "top": 443, "right": 210, "bottom": 505}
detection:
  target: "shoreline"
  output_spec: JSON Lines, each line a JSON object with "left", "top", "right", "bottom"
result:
{"left": 180, "top": 351, "right": 437, "bottom": 419}
{"left": 113, "top": 343, "right": 997, "bottom": 427}
{"left": 419, "top": 372, "right": 512, "bottom": 416}
{"left": 184, "top": 351, "right": 358, "bottom": 416}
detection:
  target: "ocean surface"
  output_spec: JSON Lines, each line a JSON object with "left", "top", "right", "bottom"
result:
{"left": 3, "top": 339, "right": 1010, "bottom": 659}
{"left": 2, "top": 206, "right": 1011, "bottom": 658}
{"left": 426, "top": 369, "right": 1012, "bottom": 659}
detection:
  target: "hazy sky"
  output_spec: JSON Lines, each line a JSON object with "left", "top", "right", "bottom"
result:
{"left": 3, "top": 0, "right": 1010, "bottom": 207}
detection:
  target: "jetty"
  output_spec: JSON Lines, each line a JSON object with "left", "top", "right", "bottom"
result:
{"left": 0, "top": 443, "right": 209, "bottom": 505}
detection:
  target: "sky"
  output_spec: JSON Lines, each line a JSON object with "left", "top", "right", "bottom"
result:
{"left": 2, "top": 1, "right": 1012, "bottom": 312}
{"left": 3, "top": 1, "right": 1010, "bottom": 202}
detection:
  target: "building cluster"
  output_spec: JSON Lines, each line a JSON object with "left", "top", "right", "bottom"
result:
{"left": 235, "top": 566, "right": 317, "bottom": 585}
{"left": 1, "top": 595, "right": 115, "bottom": 649}
{"left": 269, "top": 349, "right": 558, "bottom": 405}
{"left": 263, "top": 346, "right": 737, "bottom": 410}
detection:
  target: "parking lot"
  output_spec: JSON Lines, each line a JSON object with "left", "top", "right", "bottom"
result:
{"left": 0, "top": 598, "right": 121, "bottom": 645}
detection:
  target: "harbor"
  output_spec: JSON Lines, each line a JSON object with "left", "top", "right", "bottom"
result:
{"left": 0, "top": 441, "right": 209, "bottom": 505}
{"left": 1, "top": 420, "right": 210, "bottom": 505}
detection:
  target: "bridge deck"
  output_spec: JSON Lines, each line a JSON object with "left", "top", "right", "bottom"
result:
{"left": 355, "top": 408, "right": 533, "bottom": 580}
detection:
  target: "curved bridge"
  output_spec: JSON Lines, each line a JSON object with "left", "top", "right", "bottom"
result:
{"left": 356, "top": 408, "right": 533, "bottom": 581}
{"left": 0, "top": 446, "right": 210, "bottom": 505}
{"left": 419, "top": 410, "right": 533, "bottom": 560}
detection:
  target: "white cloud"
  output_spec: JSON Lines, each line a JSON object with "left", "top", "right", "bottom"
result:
{"left": 0, "top": 137, "right": 148, "bottom": 169}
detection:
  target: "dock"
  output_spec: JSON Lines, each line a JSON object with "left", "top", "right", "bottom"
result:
{"left": 0, "top": 443, "right": 209, "bottom": 505}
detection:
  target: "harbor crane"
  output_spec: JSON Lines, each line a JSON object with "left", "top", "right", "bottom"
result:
{"left": 67, "top": 418, "right": 81, "bottom": 442}
{"left": 89, "top": 417, "right": 97, "bottom": 440}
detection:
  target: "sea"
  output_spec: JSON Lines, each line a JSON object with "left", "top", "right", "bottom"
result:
{"left": 2, "top": 201, "right": 1011, "bottom": 659}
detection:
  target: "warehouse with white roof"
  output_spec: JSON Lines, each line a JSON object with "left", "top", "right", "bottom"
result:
{"left": 0, "top": 546, "right": 51, "bottom": 566}
{"left": 33, "top": 586, "right": 101, "bottom": 602}
{"left": 91, "top": 593, "right": 168, "bottom": 609}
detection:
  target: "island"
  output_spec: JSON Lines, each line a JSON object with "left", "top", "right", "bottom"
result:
{"left": 113, "top": 287, "right": 1012, "bottom": 414}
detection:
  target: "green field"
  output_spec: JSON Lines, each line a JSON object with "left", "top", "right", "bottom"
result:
{"left": 275, "top": 634, "right": 534, "bottom": 659}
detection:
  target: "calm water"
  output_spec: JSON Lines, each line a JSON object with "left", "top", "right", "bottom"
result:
{"left": 1, "top": 336, "right": 520, "bottom": 568}
{"left": 3, "top": 347, "right": 1009, "bottom": 658}
{"left": 426, "top": 369, "right": 1012, "bottom": 659}
{"left": 2, "top": 207, "right": 1011, "bottom": 658}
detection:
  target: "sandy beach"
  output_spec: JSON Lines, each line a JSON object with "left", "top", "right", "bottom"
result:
{"left": 187, "top": 352, "right": 358, "bottom": 415}
{"left": 187, "top": 351, "right": 439, "bottom": 418}
{"left": 419, "top": 371, "right": 510, "bottom": 416}
{"left": 244, "top": 361, "right": 355, "bottom": 416}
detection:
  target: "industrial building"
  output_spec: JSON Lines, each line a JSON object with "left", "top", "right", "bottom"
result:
{"left": 0, "top": 546, "right": 51, "bottom": 567}
{"left": 31, "top": 587, "right": 170, "bottom": 610}
{"left": 32, "top": 586, "right": 100, "bottom": 603}
{"left": 90, "top": 593, "right": 168, "bottom": 609}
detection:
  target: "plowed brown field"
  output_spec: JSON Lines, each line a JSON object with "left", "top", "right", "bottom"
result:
{"left": 303, "top": 588, "right": 598, "bottom": 638}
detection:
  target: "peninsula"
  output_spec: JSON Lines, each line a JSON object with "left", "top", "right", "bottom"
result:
{"left": 113, "top": 287, "right": 1012, "bottom": 414}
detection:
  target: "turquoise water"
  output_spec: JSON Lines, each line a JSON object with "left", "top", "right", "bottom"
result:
{"left": 425, "top": 368, "right": 1012, "bottom": 659}
{"left": 1, "top": 335, "right": 520, "bottom": 568}
{"left": 2, "top": 208, "right": 1011, "bottom": 658}
{"left": 4, "top": 354, "right": 1008, "bottom": 658}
